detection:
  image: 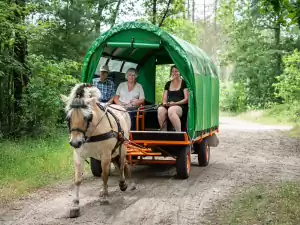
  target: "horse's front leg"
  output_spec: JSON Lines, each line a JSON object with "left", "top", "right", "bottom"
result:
{"left": 70, "top": 152, "right": 84, "bottom": 218}
{"left": 99, "top": 155, "right": 111, "bottom": 205}
{"left": 118, "top": 145, "right": 128, "bottom": 192}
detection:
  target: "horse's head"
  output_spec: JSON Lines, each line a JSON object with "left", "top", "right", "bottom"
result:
{"left": 60, "top": 83, "right": 101, "bottom": 148}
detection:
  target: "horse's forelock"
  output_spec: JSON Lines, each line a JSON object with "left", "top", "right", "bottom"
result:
{"left": 86, "top": 86, "right": 102, "bottom": 99}
{"left": 65, "top": 83, "right": 101, "bottom": 112}
{"left": 66, "top": 98, "right": 92, "bottom": 119}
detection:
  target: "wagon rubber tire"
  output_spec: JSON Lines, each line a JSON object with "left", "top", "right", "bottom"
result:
{"left": 196, "top": 140, "right": 210, "bottom": 167}
{"left": 90, "top": 157, "right": 102, "bottom": 177}
{"left": 176, "top": 146, "right": 191, "bottom": 179}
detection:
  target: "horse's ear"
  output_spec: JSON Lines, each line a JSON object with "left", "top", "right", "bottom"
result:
{"left": 85, "top": 97, "right": 97, "bottom": 106}
{"left": 60, "top": 94, "right": 69, "bottom": 104}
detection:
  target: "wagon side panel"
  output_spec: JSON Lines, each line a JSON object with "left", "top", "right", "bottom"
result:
{"left": 211, "top": 77, "right": 219, "bottom": 128}
{"left": 194, "top": 73, "right": 219, "bottom": 133}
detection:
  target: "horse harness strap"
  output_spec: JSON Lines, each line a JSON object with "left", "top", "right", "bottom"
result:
{"left": 86, "top": 130, "right": 118, "bottom": 142}
{"left": 85, "top": 103, "right": 125, "bottom": 153}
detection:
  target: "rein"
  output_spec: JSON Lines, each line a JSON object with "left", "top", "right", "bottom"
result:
{"left": 105, "top": 103, "right": 159, "bottom": 112}
{"left": 67, "top": 102, "right": 163, "bottom": 149}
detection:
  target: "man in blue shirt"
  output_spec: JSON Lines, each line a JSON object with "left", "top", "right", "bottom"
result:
{"left": 92, "top": 65, "right": 115, "bottom": 103}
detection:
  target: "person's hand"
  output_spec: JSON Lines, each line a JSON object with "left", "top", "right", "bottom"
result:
{"left": 130, "top": 99, "right": 139, "bottom": 106}
{"left": 167, "top": 101, "right": 175, "bottom": 106}
{"left": 124, "top": 103, "right": 133, "bottom": 108}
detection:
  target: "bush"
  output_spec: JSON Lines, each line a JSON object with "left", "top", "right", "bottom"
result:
{"left": 220, "top": 81, "right": 247, "bottom": 113}
{"left": 273, "top": 49, "right": 300, "bottom": 103}
{"left": 265, "top": 102, "right": 300, "bottom": 124}
{"left": 19, "top": 55, "right": 80, "bottom": 136}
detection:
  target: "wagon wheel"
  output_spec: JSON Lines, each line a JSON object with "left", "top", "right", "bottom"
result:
{"left": 90, "top": 157, "right": 113, "bottom": 177}
{"left": 90, "top": 157, "right": 102, "bottom": 177}
{"left": 176, "top": 145, "right": 191, "bottom": 179}
{"left": 195, "top": 139, "right": 210, "bottom": 167}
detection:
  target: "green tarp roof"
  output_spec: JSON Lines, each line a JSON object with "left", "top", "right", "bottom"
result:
{"left": 81, "top": 21, "right": 218, "bottom": 83}
{"left": 81, "top": 21, "right": 219, "bottom": 137}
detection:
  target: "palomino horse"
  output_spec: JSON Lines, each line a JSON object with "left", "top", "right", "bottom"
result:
{"left": 60, "top": 83, "right": 132, "bottom": 218}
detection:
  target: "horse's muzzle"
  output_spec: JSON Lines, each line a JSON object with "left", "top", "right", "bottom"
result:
{"left": 70, "top": 140, "right": 83, "bottom": 148}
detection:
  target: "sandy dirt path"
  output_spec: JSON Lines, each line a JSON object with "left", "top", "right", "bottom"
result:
{"left": 1, "top": 117, "right": 300, "bottom": 225}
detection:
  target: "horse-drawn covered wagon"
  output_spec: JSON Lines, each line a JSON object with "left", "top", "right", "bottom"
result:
{"left": 61, "top": 21, "right": 219, "bottom": 218}
{"left": 81, "top": 21, "right": 220, "bottom": 179}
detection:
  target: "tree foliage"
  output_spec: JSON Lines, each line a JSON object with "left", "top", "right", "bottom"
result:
{"left": 141, "top": 0, "right": 185, "bottom": 27}
{"left": 0, "top": 1, "right": 29, "bottom": 137}
{"left": 0, "top": 0, "right": 195, "bottom": 138}
{"left": 217, "top": 0, "right": 300, "bottom": 112}
{"left": 19, "top": 55, "right": 79, "bottom": 135}
{"left": 273, "top": 49, "right": 300, "bottom": 103}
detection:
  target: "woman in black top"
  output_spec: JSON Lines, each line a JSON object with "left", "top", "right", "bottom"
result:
{"left": 157, "top": 65, "right": 189, "bottom": 131}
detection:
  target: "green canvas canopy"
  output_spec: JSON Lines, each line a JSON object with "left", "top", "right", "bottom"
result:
{"left": 81, "top": 21, "right": 219, "bottom": 139}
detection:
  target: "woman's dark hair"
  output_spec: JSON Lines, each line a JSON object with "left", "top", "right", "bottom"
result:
{"left": 170, "top": 65, "right": 179, "bottom": 76}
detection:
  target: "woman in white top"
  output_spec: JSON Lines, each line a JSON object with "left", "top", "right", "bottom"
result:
{"left": 114, "top": 68, "right": 145, "bottom": 130}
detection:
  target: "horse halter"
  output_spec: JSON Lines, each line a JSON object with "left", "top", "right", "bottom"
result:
{"left": 66, "top": 103, "right": 93, "bottom": 140}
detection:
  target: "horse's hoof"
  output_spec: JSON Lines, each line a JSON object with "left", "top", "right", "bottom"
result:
{"left": 119, "top": 181, "right": 127, "bottom": 191}
{"left": 130, "top": 185, "right": 137, "bottom": 190}
{"left": 99, "top": 191, "right": 109, "bottom": 198}
{"left": 70, "top": 206, "right": 80, "bottom": 218}
{"left": 100, "top": 199, "right": 109, "bottom": 205}
{"left": 72, "top": 198, "right": 79, "bottom": 205}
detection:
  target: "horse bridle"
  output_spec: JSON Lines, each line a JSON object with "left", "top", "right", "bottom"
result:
{"left": 66, "top": 103, "right": 94, "bottom": 141}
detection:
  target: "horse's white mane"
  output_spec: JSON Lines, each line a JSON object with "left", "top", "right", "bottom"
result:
{"left": 64, "top": 83, "right": 102, "bottom": 113}
{"left": 69, "top": 83, "right": 101, "bottom": 99}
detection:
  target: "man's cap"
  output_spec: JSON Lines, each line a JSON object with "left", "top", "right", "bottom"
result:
{"left": 99, "top": 64, "right": 109, "bottom": 73}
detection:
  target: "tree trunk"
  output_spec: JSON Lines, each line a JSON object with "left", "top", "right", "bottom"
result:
{"left": 274, "top": 23, "right": 281, "bottom": 76}
{"left": 203, "top": 0, "right": 206, "bottom": 24}
{"left": 192, "top": 0, "right": 195, "bottom": 23}
{"left": 13, "top": 0, "right": 29, "bottom": 114}
{"left": 110, "top": 0, "right": 122, "bottom": 28}
{"left": 214, "top": 0, "right": 218, "bottom": 31}
{"left": 158, "top": 0, "right": 172, "bottom": 27}
{"left": 153, "top": 0, "right": 157, "bottom": 25}
{"left": 95, "top": 0, "right": 106, "bottom": 34}
{"left": 273, "top": 0, "right": 281, "bottom": 77}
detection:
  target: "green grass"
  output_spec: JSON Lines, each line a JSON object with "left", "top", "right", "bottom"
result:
{"left": 214, "top": 182, "right": 300, "bottom": 225}
{"left": 236, "top": 104, "right": 297, "bottom": 126}
{"left": 0, "top": 130, "right": 77, "bottom": 203}
{"left": 286, "top": 125, "right": 300, "bottom": 139}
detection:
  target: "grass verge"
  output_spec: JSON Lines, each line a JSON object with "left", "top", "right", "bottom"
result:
{"left": 0, "top": 130, "right": 77, "bottom": 203}
{"left": 212, "top": 182, "right": 300, "bottom": 225}
{"left": 236, "top": 104, "right": 296, "bottom": 126}
{"left": 287, "top": 125, "right": 300, "bottom": 138}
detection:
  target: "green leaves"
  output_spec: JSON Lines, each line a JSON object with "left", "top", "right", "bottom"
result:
{"left": 217, "top": 0, "right": 289, "bottom": 110}
{"left": 19, "top": 54, "right": 80, "bottom": 135}
{"left": 273, "top": 49, "right": 300, "bottom": 103}
{"left": 141, "top": 0, "right": 185, "bottom": 26}
{"left": 220, "top": 82, "right": 247, "bottom": 112}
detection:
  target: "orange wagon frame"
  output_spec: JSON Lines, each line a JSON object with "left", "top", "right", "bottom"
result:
{"left": 124, "top": 107, "right": 219, "bottom": 167}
